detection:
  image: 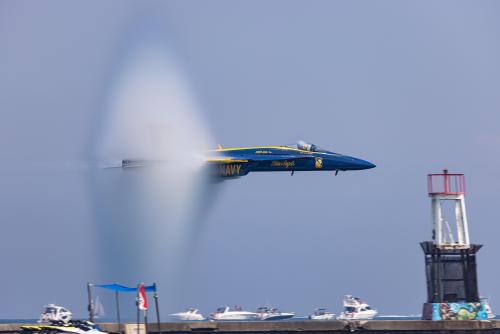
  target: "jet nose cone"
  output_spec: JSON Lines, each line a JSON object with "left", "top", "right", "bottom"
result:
{"left": 351, "top": 157, "right": 376, "bottom": 170}
{"left": 362, "top": 160, "right": 376, "bottom": 169}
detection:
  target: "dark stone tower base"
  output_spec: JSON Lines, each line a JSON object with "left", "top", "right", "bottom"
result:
{"left": 420, "top": 241, "right": 486, "bottom": 320}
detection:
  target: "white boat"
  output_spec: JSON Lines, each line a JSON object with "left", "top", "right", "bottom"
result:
{"left": 93, "top": 296, "right": 105, "bottom": 319}
{"left": 309, "top": 308, "right": 335, "bottom": 320}
{"left": 170, "top": 308, "right": 206, "bottom": 321}
{"left": 481, "top": 298, "right": 496, "bottom": 319}
{"left": 210, "top": 306, "right": 259, "bottom": 321}
{"left": 337, "top": 295, "right": 377, "bottom": 320}
{"left": 255, "top": 306, "right": 294, "bottom": 320}
{"left": 38, "top": 304, "right": 73, "bottom": 323}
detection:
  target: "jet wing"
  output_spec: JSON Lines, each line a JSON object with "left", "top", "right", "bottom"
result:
{"left": 119, "top": 158, "right": 249, "bottom": 169}
{"left": 206, "top": 158, "right": 249, "bottom": 163}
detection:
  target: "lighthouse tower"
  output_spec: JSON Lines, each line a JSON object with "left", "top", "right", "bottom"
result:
{"left": 428, "top": 169, "right": 470, "bottom": 248}
{"left": 421, "top": 170, "right": 487, "bottom": 320}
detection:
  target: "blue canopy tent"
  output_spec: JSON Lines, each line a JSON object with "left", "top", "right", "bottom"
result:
{"left": 87, "top": 282, "right": 161, "bottom": 334}
{"left": 94, "top": 283, "right": 156, "bottom": 293}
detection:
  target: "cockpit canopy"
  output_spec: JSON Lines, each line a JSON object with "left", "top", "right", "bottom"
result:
{"left": 297, "top": 141, "right": 327, "bottom": 153}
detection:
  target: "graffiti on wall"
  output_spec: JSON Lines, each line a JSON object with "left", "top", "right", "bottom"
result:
{"left": 431, "top": 302, "right": 488, "bottom": 320}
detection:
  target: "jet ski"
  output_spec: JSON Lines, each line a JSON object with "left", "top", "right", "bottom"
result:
{"left": 22, "top": 320, "right": 107, "bottom": 334}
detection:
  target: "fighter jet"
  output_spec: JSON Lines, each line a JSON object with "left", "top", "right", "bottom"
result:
{"left": 122, "top": 141, "right": 375, "bottom": 180}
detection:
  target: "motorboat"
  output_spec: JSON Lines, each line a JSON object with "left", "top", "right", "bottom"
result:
{"left": 309, "top": 308, "right": 335, "bottom": 320}
{"left": 170, "top": 308, "right": 206, "bottom": 321}
{"left": 23, "top": 305, "right": 106, "bottom": 334}
{"left": 210, "top": 306, "right": 259, "bottom": 321}
{"left": 255, "top": 306, "right": 294, "bottom": 320}
{"left": 337, "top": 295, "right": 377, "bottom": 320}
{"left": 38, "top": 304, "right": 72, "bottom": 323}
{"left": 481, "top": 298, "right": 496, "bottom": 319}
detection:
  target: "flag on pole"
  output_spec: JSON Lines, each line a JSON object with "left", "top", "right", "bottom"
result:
{"left": 137, "top": 283, "right": 148, "bottom": 311}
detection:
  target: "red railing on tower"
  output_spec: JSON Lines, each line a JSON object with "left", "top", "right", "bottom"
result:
{"left": 427, "top": 169, "right": 465, "bottom": 195}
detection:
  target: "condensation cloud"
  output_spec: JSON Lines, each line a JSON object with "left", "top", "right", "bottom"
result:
{"left": 90, "top": 34, "right": 215, "bottom": 313}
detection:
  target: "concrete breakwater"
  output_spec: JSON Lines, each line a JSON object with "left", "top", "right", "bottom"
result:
{"left": 2, "top": 321, "right": 500, "bottom": 334}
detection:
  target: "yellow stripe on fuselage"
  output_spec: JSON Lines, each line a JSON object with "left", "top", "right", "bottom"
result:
{"left": 210, "top": 146, "right": 310, "bottom": 153}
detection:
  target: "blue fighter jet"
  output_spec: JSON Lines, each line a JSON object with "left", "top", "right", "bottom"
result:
{"left": 122, "top": 141, "right": 375, "bottom": 180}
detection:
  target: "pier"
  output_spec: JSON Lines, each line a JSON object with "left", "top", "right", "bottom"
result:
{"left": 3, "top": 321, "right": 500, "bottom": 334}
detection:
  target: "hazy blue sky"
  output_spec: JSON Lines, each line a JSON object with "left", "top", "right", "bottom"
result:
{"left": 1, "top": 0, "right": 500, "bottom": 319}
